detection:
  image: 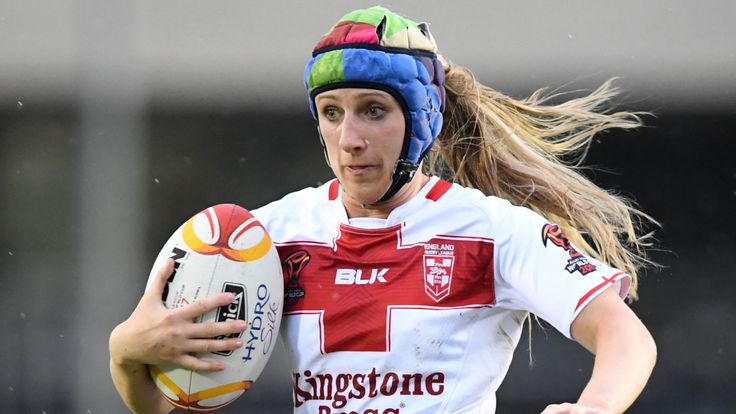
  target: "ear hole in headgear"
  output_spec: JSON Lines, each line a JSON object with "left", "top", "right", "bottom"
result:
{"left": 417, "top": 22, "right": 431, "bottom": 39}
{"left": 375, "top": 15, "right": 387, "bottom": 41}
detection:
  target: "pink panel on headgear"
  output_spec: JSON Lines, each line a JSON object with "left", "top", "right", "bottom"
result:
{"left": 314, "top": 21, "right": 379, "bottom": 51}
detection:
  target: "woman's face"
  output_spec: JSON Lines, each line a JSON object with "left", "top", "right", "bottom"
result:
{"left": 315, "top": 88, "right": 405, "bottom": 207}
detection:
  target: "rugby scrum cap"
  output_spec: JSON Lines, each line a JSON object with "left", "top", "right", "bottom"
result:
{"left": 304, "top": 6, "right": 446, "bottom": 202}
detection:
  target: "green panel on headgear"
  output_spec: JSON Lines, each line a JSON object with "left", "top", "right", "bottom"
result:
{"left": 307, "top": 50, "right": 345, "bottom": 91}
{"left": 340, "top": 6, "right": 421, "bottom": 39}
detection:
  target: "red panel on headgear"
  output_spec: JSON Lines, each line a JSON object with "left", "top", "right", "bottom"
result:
{"left": 314, "top": 21, "right": 379, "bottom": 51}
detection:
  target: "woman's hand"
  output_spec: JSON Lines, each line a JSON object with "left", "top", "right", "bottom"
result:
{"left": 541, "top": 402, "right": 609, "bottom": 414}
{"left": 109, "top": 258, "right": 249, "bottom": 413}
{"left": 109, "top": 258, "right": 248, "bottom": 372}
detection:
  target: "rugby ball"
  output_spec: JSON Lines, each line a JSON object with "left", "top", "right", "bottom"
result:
{"left": 145, "top": 204, "right": 283, "bottom": 412}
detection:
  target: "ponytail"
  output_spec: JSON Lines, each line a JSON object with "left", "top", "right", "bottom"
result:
{"left": 426, "top": 60, "right": 657, "bottom": 299}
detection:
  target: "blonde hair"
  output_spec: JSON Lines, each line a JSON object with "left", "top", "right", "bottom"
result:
{"left": 426, "top": 61, "right": 657, "bottom": 300}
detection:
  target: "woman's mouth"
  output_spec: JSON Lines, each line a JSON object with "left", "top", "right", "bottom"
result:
{"left": 346, "top": 165, "right": 375, "bottom": 175}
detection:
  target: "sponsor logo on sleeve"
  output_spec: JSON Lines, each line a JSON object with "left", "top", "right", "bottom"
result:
{"left": 541, "top": 224, "right": 597, "bottom": 275}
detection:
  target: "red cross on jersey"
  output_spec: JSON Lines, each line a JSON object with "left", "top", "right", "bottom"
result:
{"left": 277, "top": 224, "right": 494, "bottom": 353}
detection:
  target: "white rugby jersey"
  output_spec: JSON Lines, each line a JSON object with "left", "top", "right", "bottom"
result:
{"left": 252, "top": 176, "right": 630, "bottom": 414}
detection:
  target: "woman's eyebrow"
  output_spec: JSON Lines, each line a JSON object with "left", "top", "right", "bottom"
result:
{"left": 353, "top": 91, "right": 388, "bottom": 98}
{"left": 317, "top": 91, "right": 389, "bottom": 102}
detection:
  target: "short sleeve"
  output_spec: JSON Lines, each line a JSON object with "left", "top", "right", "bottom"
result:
{"left": 491, "top": 203, "right": 631, "bottom": 338}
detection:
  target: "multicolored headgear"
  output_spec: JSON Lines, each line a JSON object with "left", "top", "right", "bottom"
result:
{"left": 304, "top": 6, "right": 446, "bottom": 202}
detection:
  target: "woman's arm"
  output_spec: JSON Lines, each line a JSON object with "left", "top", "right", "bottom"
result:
{"left": 109, "top": 259, "right": 247, "bottom": 413}
{"left": 541, "top": 287, "right": 657, "bottom": 414}
{"left": 109, "top": 356, "right": 173, "bottom": 414}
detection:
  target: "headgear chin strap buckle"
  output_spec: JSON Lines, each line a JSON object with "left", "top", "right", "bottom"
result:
{"left": 378, "top": 159, "right": 419, "bottom": 203}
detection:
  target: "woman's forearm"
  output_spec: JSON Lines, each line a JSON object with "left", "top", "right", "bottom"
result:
{"left": 578, "top": 314, "right": 656, "bottom": 412}
{"left": 572, "top": 291, "right": 657, "bottom": 413}
{"left": 109, "top": 325, "right": 173, "bottom": 414}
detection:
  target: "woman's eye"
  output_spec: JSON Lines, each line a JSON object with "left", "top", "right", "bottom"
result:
{"left": 323, "top": 107, "right": 339, "bottom": 120}
{"left": 367, "top": 106, "right": 385, "bottom": 118}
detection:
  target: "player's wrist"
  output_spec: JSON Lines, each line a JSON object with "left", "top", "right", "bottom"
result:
{"left": 109, "top": 322, "right": 143, "bottom": 368}
{"left": 576, "top": 395, "right": 614, "bottom": 413}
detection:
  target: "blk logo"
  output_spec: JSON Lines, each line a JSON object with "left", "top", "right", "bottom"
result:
{"left": 334, "top": 268, "right": 389, "bottom": 285}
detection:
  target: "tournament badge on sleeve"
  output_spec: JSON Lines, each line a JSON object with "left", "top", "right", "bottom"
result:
{"left": 542, "top": 224, "right": 597, "bottom": 275}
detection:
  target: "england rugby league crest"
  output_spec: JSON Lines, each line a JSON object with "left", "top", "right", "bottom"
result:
{"left": 423, "top": 243, "right": 456, "bottom": 302}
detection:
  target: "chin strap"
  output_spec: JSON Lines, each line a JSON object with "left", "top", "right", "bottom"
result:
{"left": 378, "top": 159, "right": 419, "bottom": 202}
{"left": 316, "top": 125, "right": 331, "bottom": 169}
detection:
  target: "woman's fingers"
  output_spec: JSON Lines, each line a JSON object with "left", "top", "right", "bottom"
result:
{"left": 171, "top": 338, "right": 243, "bottom": 371}
{"left": 175, "top": 292, "right": 236, "bottom": 320}
{"left": 146, "top": 258, "right": 174, "bottom": 298}
{"left": 187, "top": 319, "right": 248, "bottom": 339}
{"left": 540, "top": 403, "right": 607, "bottom": 414}
{"left": 184, "top": 337, "right": 244, "bottom": 355}
{"left": 174, "top": 354, "right": 226, "bottom": 372}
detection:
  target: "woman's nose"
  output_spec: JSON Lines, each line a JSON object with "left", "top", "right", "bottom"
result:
{"left": 338, "top": 114, "right": 367, "bottom": 153}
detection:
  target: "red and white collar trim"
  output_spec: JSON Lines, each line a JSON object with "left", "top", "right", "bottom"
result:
{"left": 326, "top": 177, "right": 452, "bottom": 202}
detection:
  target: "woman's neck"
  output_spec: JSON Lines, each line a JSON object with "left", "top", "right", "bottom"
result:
{"left": 342, "top": 172, "right": 430, "bottom": 219}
